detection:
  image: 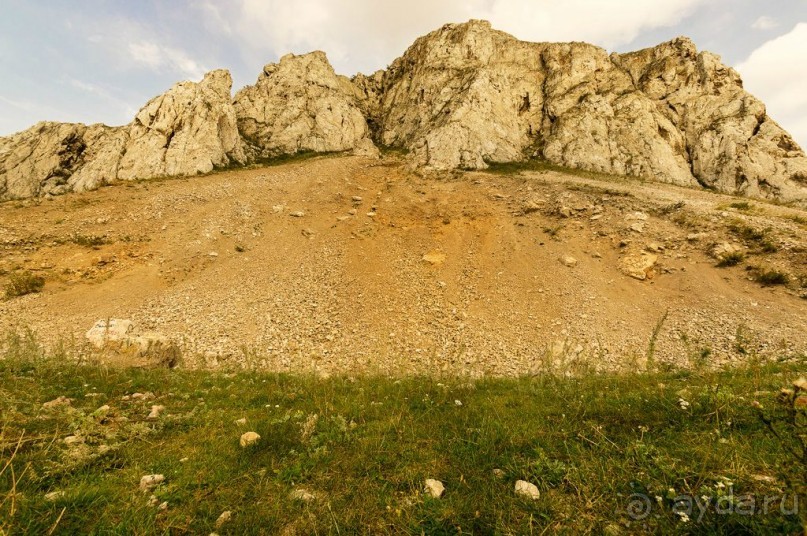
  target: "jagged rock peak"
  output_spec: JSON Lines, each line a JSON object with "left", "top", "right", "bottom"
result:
{"left": 233, "top": 51, "right": 376, "bottom": 160}
{"left": 0, "top": 69, "right": 245, "bottom": 200}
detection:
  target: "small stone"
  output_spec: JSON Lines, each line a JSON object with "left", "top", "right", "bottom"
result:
{"left": 422, "top": 251, "right": 447, "bottom": 266}
{"left": 239, "top": 431, "right": 261, "bottom": 448}
{"left": 366, "top": 211, "right": 377, "bottom": 217}
{"left": 64, "top": 435, "right": 82, "bottom": 445}
{"left": 492, "top": 468, "right": 505, "bottom": 479}
{"left": 515, "top": 480, "right": 540, "bottom": 500}
{"left": 208, "top": 251, "right": 219, "bottom": 257}
{"left": 148, "top": 494, "right": 159, "bottom": 507}
{"left": 158, "top": 501, "right": 168, "bottom": 511}
{"left": 560, "top": 255, "right": 578, "bottom": 268}
{"left": 629, "top": 222, "right": 645, "bottom": 233}
{"left": 147, "top": 405, "right": 165, "bottom": 420}
{"left": 215, "top": 511, "right": 232, "bottom": 528}
{"left": 792, "top": 377, "right": 807, "bottom": 391}
{"left": 625, "top": 211, "right": 648, "bottom": 221}
{"left": 290, "top": 488, "right": 316, "bottom": 502}
{"left": 619, "top": 252, "right": 658, "bottom": 281}
{"left": 289, "top": 211, "right": 305, "bottom": 218}
{"left": 93, "top": 405, "right": 111, "bottom": 417}
{"left": 272, "top": 205, "right": 285, "bottom": 214}
{"left": 139, "top": 474, "right": 165, "bottom": 492}
{"left": 558, "top": 206, "right": 572, "bottom": 218}
{"left": 351, "top": 196, "right": 363, "bottom": 202}
{"left": 424, "top": 479, "right": 445, "bottom": 498}
{"left": 301, "top": 228, "right": 315, "bottom": 239}
{"left": 45, "top": 491, "right": 65, "bottom": 502}
{"left": 42, "top": 396, "right": 72, "bottom": 410}
{"left": 348, "top": 209, "right": 357, "bottom": 215}
{"left": 235, "top": 418, "right": 247, "bottom": 425}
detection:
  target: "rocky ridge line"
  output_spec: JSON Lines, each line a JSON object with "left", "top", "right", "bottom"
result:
{"left": 1, "top": 20, "right": 806, "bottom": 205}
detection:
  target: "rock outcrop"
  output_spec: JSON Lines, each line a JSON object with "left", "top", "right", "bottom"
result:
{"left": 233, "top": 51, "right": 374, "bottom": 159}
{"left": 1, "top": 70, "right": 244, "bottom": 200}
{"left": 2, "top": 20, "right": 806, "bottom": 205}
{"left": 363, "top": 20, "right": 806, "bottom": 204}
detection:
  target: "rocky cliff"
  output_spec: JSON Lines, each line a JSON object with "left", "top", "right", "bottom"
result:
{"left": 368, "top": 21, "right": 807, "bottom": 204}
{"left": 2, "top": 20, "right": 806, "bottom": 205}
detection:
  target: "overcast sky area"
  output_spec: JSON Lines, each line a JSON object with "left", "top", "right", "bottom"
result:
{"left": 1, "top": 0, "right": 806, "bottom": 147}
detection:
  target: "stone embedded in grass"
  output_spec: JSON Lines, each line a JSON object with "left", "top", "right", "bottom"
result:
{"left": 93, "top": 405, "right": 111, "bottom": 418}
{"left": 147, "top": 405, "right": 165, "bottom": 420}
{"left": 139, "top": 474, "right": 165, "bottom": 492}
{"left": 492, "top": 468, "right": 505, "bottom": 479}
{"left": 215, "top": 510, "right": 232, "bottom": 528}
{"left": 44, "top": 491, "right": 65, "bottom": 502}
{"left": 290, "top": 488, "right": 316, "bottom": 502}
{"left": 235, "top": 417, "right": 247, "bottom": 425}
{"left": 239, "top": 431, "right": 261, "bottom": 448}
{"left": 793, "top": 377, "right": 807, "bottom": 391}
{"left": 42, "top": 396, "right": 73, "bottom": 410}
{"left": 515, "top": 480, "right": 540, "bottom": 500}
{"left": 63, "top": 435, "right": 83, "bottom": 445}
{"left": 424, "top": 479, "right": 445, "bottom": 499}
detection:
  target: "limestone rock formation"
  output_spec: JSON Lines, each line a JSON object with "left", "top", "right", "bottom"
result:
{"left": 233, "top": 51, "right": 375, "bottom": 159}
{"left": 361, "top": 20, "right": 807, "bottom": 204}
{"left": 115, "top": 69, "right": 245, "bottom": 182}
{"left": 2, "top": 20, "right": 806, "bottom": 205}
{"left": 1, "top": 70, "right": 244, "bottom": 200}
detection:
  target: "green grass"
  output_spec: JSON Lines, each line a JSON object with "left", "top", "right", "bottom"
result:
{"left": 1, "top": 337, "right": 805, "bottom": 534}
{"left": 716, "top": 251, "right": 746, "bottom": 267}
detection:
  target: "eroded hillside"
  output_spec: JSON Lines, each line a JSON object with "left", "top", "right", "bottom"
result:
{"left": 1, "top": 154, "right": 805, "bottom": 374}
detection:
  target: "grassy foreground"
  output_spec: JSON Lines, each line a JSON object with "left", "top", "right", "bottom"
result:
{"left": 1, "top": 338, "right": 805, "bottom": 534}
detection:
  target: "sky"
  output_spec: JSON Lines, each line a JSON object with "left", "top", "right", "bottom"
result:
{"left": 1, "top": 0, "right": 806, "bottom": 148}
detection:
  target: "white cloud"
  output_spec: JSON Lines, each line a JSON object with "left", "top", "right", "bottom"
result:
{"left": 751, "top": 16, "right": 779, "bottom": 31}
{"left": 210, "top": 0, "right": 706, "bottom": 75}
{"left": 486, "top": 0, "right": 704, "bottom": 49}
{"left": 735, "top": 23, "right": 807, "bottom": 149}
{"left": 128, "top": 41, "right": 208, "bottom": 80}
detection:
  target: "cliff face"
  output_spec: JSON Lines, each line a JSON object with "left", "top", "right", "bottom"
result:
{"left": 366, "top": 20, "right": 806, "bottom": 203}
{"left": 2, "top": 20, "right": 806, "bottom": 205}
{"left": 233, "top": 51, "right": 373, "bottom": 160}
{"left": 0, "top": 70, "right": 244, "bottom": 199}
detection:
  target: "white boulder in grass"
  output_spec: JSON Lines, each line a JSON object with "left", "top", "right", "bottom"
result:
{"left": 424, "top": 479, "right": 445, "bottom": 498}
{"left": 239, "top": 431, "right": 261, "bottom": 448}
{"left": 515, "top": 480, "right": 540, "bottom": 500}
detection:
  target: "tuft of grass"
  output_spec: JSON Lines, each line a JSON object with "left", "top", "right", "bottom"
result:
{"left": 717, "top": 251, "right": 745, "bottom": 267}
{"left": 752, "top": 266, "right": 790, "bottom": 286}
{"left": 1, "top": 335, "right": 805, "bottom": 534}
{"left": 3, "top": 271, "right": 45, "bottom": 299}
{"left": 729, "top": 201, "right": 753, "bottom": 211}
{"left": 70, "top": 233, "right": 107, "bottom": 248}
